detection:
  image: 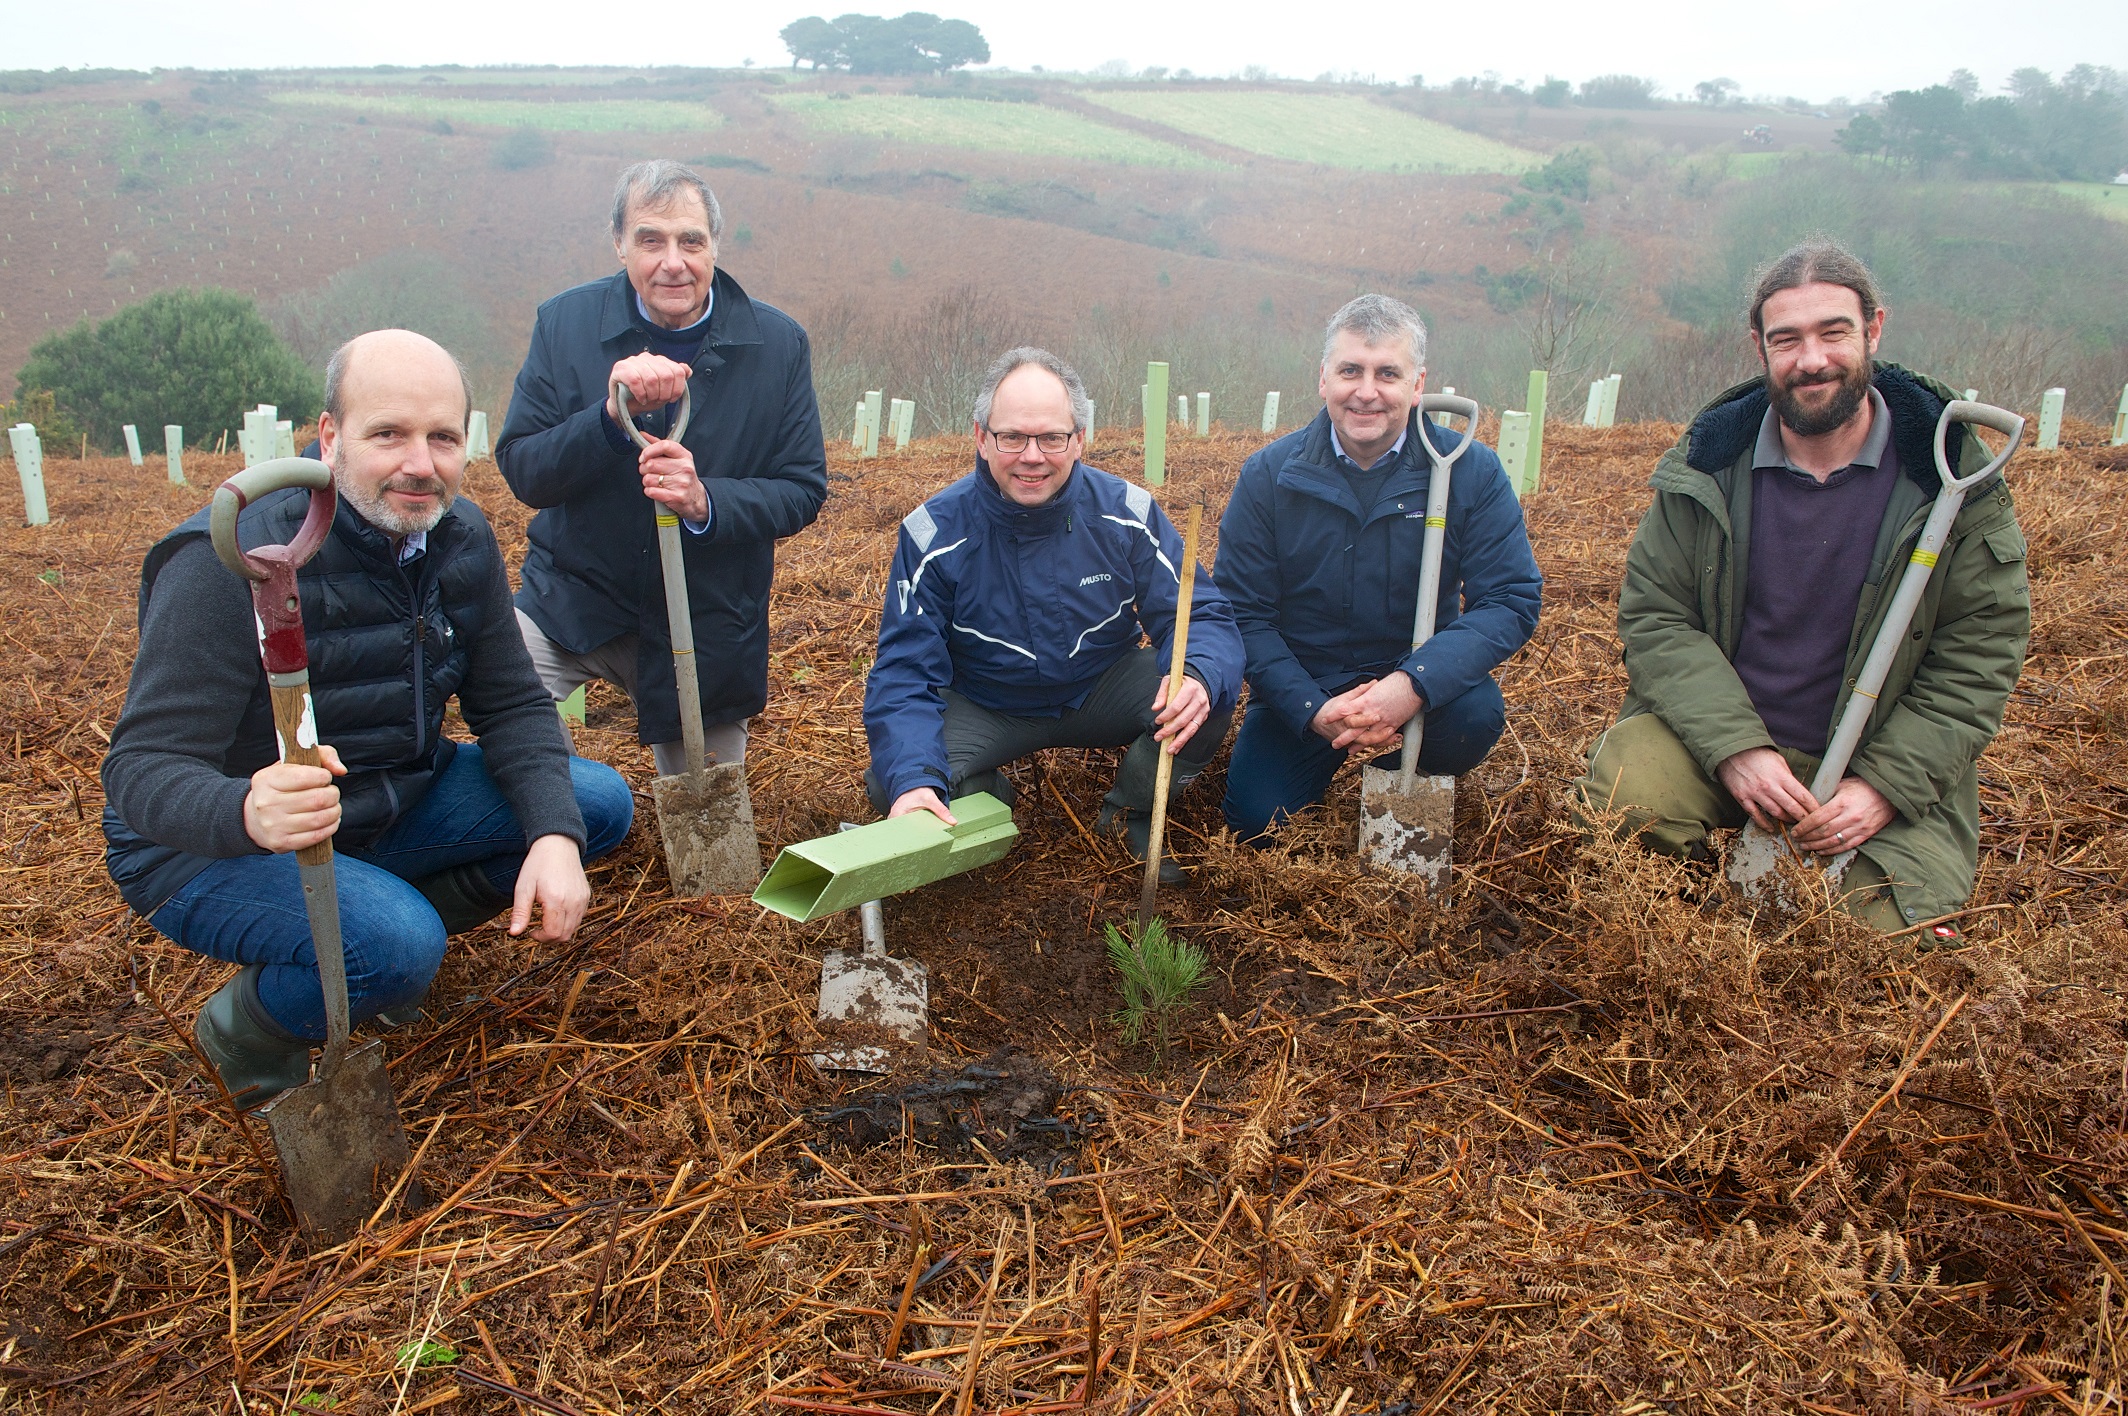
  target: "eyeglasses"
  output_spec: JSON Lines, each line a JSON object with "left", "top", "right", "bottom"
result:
{"left": 986, "top": 429, "right": 1076, "bottom": 454}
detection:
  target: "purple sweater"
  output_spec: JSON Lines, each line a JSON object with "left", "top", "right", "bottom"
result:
{"left": 1732, "top": 390, "right": 1898, "bottom": 754}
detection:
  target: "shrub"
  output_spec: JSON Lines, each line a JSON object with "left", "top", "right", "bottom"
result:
{"left": 491, "top": 126, "right": 553, "bottom": 171}
{"left": 16, "top": 289, "right": 320, "bottom": 452}
{"left": 0, "top": 389, "right": 86, "bottom": 453}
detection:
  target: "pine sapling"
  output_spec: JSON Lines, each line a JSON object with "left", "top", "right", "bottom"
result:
{"left": 1104, "top": 916, "right": 1209, "bottom": 1063}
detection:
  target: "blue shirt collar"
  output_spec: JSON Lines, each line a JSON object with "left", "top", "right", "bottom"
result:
{"left": 1329, "top": 422, "right": 1408, "bottom": 472}
{"left": 633, "top": 288, "right": 714, "bottom": 336}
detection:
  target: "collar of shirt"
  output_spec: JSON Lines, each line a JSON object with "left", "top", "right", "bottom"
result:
{"left": 397, "top": 530, "right": 426, "bottom": 564}
{"left": 1329, "top": 422, "right": 1408, "bottom": 472}
{"left": 633, "top": 289, "right": 715, "bottom": 336}
{"left": 1753, "top": 386, "right": 1892, "bottom": 475}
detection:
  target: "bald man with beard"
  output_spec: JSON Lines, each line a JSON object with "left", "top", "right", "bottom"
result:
{"left": 102, "top": 330, "right": 635, "bottom": 1111}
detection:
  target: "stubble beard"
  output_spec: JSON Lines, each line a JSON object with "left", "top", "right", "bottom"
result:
{"left": 1770, "top": 358, "right": 1873, "bottom": 439}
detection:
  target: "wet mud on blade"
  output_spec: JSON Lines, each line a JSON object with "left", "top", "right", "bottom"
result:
{"left": 260, "top": 1039, "right": 412, "bottom": 1247}
{"left": 653, "top": 761, "right": 759, "bottom": 896}
{"left": 1358, "top": 766, "right": 1454, "bottom": 889}
{"left": 815, "top": 949, "right": 930, "bottom": 1074}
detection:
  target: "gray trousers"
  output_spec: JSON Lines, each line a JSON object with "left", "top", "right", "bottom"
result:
{"left": 864, "top": 647, "right": 1233, "bottom": 817}
{"left": 516, "top": 610, "right": 746, "bottom": 780}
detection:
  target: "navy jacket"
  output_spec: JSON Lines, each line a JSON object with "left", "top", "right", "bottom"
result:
{"left": 496, "top": 268, "right": 828, "bottom": 742}
{"left": 864, "top": 461, "right": 1245, "bottom": 804}
{"left": 103, "top": 491, "right": 581, "bottom": 913}
{"left": 1216, "top": 408, "right": 1542, "bottom": 737}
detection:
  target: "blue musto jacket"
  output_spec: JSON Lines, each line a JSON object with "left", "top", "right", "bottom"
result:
{"left": 864, "top": 460, "right": 1245, "bottom": 804}
{"left": 495, "top": 268, "right": 827, "bottom": 743}
{"left": 1215, "top": 408, "right": 1543, "bottom": 737}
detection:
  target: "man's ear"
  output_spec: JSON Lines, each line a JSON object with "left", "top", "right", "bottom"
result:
{"left": 1865, "top": 305, "right": 1887, "bottom": 355}
{"left": 317, "top": 411, "right": 339, "bottom": 465}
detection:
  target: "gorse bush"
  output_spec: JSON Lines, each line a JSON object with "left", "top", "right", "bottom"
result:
{"left": 17, "top": 289, "right": 320, "bottom": 452}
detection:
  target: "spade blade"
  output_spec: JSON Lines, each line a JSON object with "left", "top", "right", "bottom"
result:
{"left": 261, "top": 1038, "right": 411, "bottom": 1247}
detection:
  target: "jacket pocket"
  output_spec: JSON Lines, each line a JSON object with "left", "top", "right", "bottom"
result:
{"left": 1981, "top": 523, "right": 2028, "bottom": 607}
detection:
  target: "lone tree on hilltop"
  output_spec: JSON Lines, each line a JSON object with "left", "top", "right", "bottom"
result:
{"left": 18, "top": 288, "right": 319, "bottom": 452}
{"left": 779, "top": 12, "right": 990, "bottom": 74}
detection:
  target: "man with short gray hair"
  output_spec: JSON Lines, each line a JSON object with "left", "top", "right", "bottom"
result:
{"left": 863, "top": 348, "right": 1244, "bottom": 881}
{"left": 1215, "top": 294, "right": 1542, "bottom": 842}
{"left": 497, "top": 159, "right": 827, "bottom": 781}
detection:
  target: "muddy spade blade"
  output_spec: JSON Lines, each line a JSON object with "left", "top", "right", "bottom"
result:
{"left": 256, "top": 847, "right": 410, "bottom": 1248}
{"left": 1359, "top": 765, "right": 1455, "bottom": 887}
{"left": 814, "top": 830, "right": 929, "bottom": 1074}
{"left": 653, "top": 759, "right": 760, "bottom": 895}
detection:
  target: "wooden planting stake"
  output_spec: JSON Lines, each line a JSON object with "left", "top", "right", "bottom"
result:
{"left": 2038, "top": 387, "right": 2066, "bottom": 450}
{"left": 122, "top": 424, "right": 143, "bottom": 467}
{"left": 863, "top": 390, "right": 883, "bottom": 458}
{"left": 1194, "top": 392, "right": 1209, "bottom": 436}
{"left": 1144, "top": 362, "right": 1169, "bottom": 486}
{"left": 164, "top": 425, "right": 185, "bottom": 485}
{"left": 1497, "top": 411, "right": 1532, "bottom": 499}
{"left": 9, "top": 424, "right": 48, "bottom": 526}
{"left": 1260, "top": 390, "right": 1279, "bottom": 433}
{"left": 1523, "top": 370, "right": 1547, "bottom": 492}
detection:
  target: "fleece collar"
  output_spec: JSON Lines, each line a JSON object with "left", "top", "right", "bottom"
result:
{"left": 1684, "top": 362, "right": 1970, "bottom": 497}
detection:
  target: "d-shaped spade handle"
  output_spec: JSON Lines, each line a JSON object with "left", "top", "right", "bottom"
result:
{"left": 1935, "top": 399, "right": 2024, "bottom": 495}
{"left": 209, "top": 458, "right": 335, "bottom": 583}
{"left": 1415, "top": 393, "right": 1481, "bottom": 468}
{"left": 612, "top": 380, "right": 693, "bottom": 451}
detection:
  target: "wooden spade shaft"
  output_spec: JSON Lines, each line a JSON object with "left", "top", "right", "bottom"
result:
{"left": 1138, "top": 503, "right": 1202, "bottom": 930}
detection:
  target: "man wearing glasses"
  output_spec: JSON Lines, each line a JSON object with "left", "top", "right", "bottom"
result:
{"left": 863, "top": 347, "right": 1243, "bottom": 881}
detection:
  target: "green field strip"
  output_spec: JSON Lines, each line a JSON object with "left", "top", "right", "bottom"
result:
{"left": 1078, "top": 90, "right": 1542, "bottom": 173}
{"left": 773, "top": 93, "right": 1215, "bottom": 167}
{"left": 268, "top": 92, "right": 726, "bottom": 132}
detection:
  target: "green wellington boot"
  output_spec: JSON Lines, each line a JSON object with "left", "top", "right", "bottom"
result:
{"left": 413, "top": 862, "right": 512, "bottom": 935}
{"left": 193, "top": 966, "right": 312, "bottom": 1111}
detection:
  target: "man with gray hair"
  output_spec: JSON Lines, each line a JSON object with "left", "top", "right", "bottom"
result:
{"left": 497, "top": 159, "right": 827, "bottom": 783}
{"left": 863, "top": 347, "right": 1244, "bottom": 881}
{"left": 1215, "top": 294, "right": 1542, "bottom": 842}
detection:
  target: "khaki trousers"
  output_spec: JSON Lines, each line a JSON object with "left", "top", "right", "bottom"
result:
{"left": 516, "top": 610, "right": 747, "bottom": 780}
{"left": 1573, "top": 712, "right": 1903, "bottom": 932}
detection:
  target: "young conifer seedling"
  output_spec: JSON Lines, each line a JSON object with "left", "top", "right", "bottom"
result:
{"left": 1104, "top": 916, "right": 1209, "bottom": 1065}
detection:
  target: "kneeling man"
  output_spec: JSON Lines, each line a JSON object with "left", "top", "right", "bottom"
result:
{"left": 864, "top": 347, "right": 1243, "bottom": 880}
{"left": 103, "top": 330, "right": 634, "bottom": 1108}
{"left": 1575, "top": 239, "right": 2029, "bottom": 930}
{"left": 1216, "top": 294, "right": 1542, "bottom": 841}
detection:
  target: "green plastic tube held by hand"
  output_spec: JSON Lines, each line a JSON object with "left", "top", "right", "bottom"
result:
{"left": 752, "top": 793, "right": 1018, "bottom": 922}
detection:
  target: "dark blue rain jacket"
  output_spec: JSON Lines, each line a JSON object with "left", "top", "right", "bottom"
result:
{"left": 864, "top": 461, "right": 1244, "bottom": 804}
{"left": 1215, "top": 408, "right": 1542, "bottom": 736}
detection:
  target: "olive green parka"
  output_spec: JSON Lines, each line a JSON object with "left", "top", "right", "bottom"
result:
{"left": 1613, "top": 362, "right": 2030, "bottom": 922}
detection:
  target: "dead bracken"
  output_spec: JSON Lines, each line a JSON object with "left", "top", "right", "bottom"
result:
{"left": 2, "top": 419, "right": 2126, "bottom": 1411}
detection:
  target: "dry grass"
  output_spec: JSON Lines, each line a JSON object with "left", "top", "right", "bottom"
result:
{"left": 3, "top": 418, "right": 2126, "bottom": 1414}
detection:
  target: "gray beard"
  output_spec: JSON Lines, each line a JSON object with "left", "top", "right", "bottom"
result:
{"left": 331, "top": 458, "right": 453, "bottom": 536}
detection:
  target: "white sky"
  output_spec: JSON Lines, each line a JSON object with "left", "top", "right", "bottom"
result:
{"left": 5, "top": 0, "right": 2123, "bottom": 102}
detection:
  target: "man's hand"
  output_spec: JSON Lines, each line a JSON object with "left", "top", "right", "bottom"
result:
{"left": 245, "top": 744, "right": 347, "bottom": 853}
{"left": 606, "top": 353, "right": 693, "bottom": 427}
{"left": 888, "top": 788, "right": 957, "bottom": 825}
{"left": 638, "top": 437, "right": 710, "bottom": 523}
{"left": 509, "top": 834, "right": 590, "bottom": 942}
{"left": 1310, "top": 675, "right": 1421, "bottom": 751}
{"left": 1790, "top": 777, "right": 1896, "bottom": 856}
{"left": 1715, "top": 746, "right": 1819, "bottom": 831}
{"left": 1150, "top": 672, "right": 1212, "bottom": 755}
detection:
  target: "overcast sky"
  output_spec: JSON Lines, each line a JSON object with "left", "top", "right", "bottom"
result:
{"left": 7, "top": 0, "right": 2123, "bottom": 102}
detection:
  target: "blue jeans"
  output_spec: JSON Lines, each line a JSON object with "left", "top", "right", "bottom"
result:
{"left": 151, "top": 746, "right": 633, "bottom": 1039}
{"left": 1220, "top": 678, "right": 1506, "bottom": 842}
